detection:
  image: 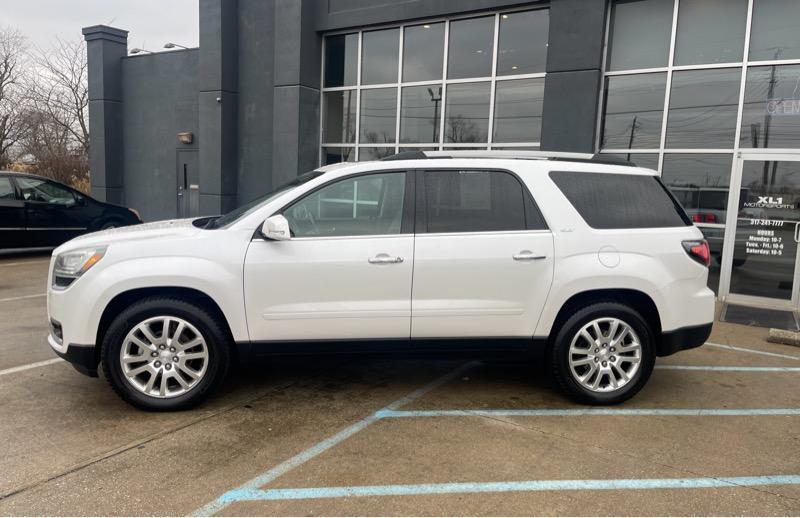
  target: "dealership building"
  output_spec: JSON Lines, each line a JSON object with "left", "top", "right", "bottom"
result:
{"left": 83, "top": 0, "right": 800, "bottom": 318}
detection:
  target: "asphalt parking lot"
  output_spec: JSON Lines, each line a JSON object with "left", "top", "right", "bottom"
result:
{"left": 1, "top": 252, "right": 799, "bottom": 516}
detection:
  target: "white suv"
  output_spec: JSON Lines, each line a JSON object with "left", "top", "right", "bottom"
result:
{"left": 47, "top": 151, "right": 715, "bottom": 410}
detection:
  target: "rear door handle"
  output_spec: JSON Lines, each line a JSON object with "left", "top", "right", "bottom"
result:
{"left": 368, "top": 253, "right": 404, "bottom": 264}
{"left": 513, "top": 250, "right": 546, "bottom": 261}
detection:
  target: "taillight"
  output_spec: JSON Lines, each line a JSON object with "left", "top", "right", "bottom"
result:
{"left": 682, "top": 239, "right": 710, "bottom": 267}
{"left": 691, "top": 213, "right": 717, "bottom": 224}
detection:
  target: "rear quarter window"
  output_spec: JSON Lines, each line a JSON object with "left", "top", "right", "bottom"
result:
{"left": 549, "top": 170, "right": 691, "bottom": 229}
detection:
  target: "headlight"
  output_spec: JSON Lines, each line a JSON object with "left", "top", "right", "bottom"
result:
{"left": 53, "top": 246, "right": 107, "bottom": 289}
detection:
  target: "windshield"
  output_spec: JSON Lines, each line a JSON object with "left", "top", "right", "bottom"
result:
{"left": 205, "top": 169, "right": 325, "bottom": 229}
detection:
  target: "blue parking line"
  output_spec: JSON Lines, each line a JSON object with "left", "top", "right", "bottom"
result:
{"left": 218, "top": 475, "right": 800, "bottom": 503}
{"left": 375, "top": 408, "right": 800, "bottom": 418}
{"left": 192, "top": 361, "right": 479, "bottom": 517}
{"left": 656, "top": 365, "right": 800, "bottom": 372}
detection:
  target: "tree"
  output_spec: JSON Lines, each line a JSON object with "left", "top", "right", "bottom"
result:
{"left": 0, "top": 27, "right": 28, "bottom": 169}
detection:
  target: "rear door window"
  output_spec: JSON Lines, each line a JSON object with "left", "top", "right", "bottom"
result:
{"left": 421, "top": 169, "right": 546, "bottom": 233}
{"left": 549, "top": 170, "right": 691, "bottom": 229}
{"left": 0, "top": 177, "right": 17, "bottom": 201}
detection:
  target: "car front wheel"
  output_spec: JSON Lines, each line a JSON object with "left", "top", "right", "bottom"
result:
{"left": 101, "top": 297, "right": 230, "bottom": 411}
{"left": 551, "top": 302, "right": 655, "bottom": 405}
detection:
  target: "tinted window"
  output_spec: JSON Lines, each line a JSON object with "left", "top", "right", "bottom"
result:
{"left": 673, "top": 0, "right": 747, "bottom": 66}
{"left": 402, "top": 23, "right": 444, "bottom": 82}
{"left": 661, "top": 154, "right": 733, "bottom": 224}
{"left": 447, "top": 17, "right": 494, "bottom": 79}
{"left": 602, "top": 73, "right": 666, "bottom": 149}
{"left": 359, "top": 88, "right": 397, "bottom": 144}
{"left": 323, "top": 90, "right": 356, "bottom": 143}
{"left": 549, "top": 171, "right": 691, "bottom": 229}
{"left": 749, "top": 0, "right": 800, "bottom": 61}
{"left": 17, "top": 177, "right": 75, "bottom": 205}
{"left": 400, "top": 85, "right": 441, "bottom": 143}
{"left": 493, "top": 78, "right": 544, "bottom": 143}
{"left": 361, "top": 29, "right": 399, "bottom": 85}
{"left": 0, "top": 177, "right": 15, "bottom": 200}
{"left": 423, "top": 170, "right": 543, "bottom": 233}
{"left": 607, "top": 0, "right": 673, "bottom": 71}
{"left": 496, "top": 9, "right": 549, "bottom": 75}
{"left": 322, "top": 147, "right": 354, "bottom": 165}
{"left": 324, "top": 33, "right": 358, "bottom": 88}
{"left": 740, "top": 64, "right": 800, "bottom": 149}
{"left": 444, "top": 82, "right": 490, "bottom": 143}
{"left": 285, "top": 173, "right": 406, "bottom": 237}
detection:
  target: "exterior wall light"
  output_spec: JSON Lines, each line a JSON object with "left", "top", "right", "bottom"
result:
{"left": 177, "top": 131, "right": 194, "bottom": 145}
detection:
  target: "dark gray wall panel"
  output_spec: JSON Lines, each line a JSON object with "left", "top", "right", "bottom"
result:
{"left": 121, "top": 50, "right": 199, "bottom": 221}
{"left": 271, "top": 85, "right": 321, "bottom": 187}
{"left": 540, "top": 69, "right": 601, "bottom": 153}
{"left": 314, "top": 0, "right": 545, "bottom": 31}
{"left": 199, "top": 0, "right": 239, "bottom": 92}
{"left": 546, "top": 0, "right": 607, "bottom": 73}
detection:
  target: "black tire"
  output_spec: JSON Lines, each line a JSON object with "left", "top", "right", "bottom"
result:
{"left": 101, "top": 297, "right": 230, "bottom": 411}
{"left": 550, "top": 301, "right": 655, "bottom": 405}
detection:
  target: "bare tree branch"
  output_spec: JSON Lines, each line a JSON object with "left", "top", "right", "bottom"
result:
{"left": 0, "top": 26, "right": 28, "bottom": 168}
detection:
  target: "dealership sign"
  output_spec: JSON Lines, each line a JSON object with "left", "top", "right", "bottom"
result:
{"left": 766, "top": 98, "right": 800, "bottom": 116}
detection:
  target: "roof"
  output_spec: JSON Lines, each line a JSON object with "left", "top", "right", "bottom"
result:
{"left": 380, "top": 150, "right": 638, "bottom": 167}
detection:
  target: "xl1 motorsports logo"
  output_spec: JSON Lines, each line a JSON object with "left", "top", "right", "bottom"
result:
{"left": 766, "top": 98, "right": 800, "bottom": 116}
{"left": 744, "top": 195, "right": 793, "bottom": 209}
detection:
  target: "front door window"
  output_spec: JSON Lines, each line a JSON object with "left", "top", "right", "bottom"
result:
{"left": 728, "top": 159, "right": 800, "bottom": 300}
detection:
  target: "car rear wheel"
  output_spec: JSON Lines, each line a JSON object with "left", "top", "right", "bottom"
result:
{"left": 101, "top": 297, "right": 230, "bottom": 411}
{"left": 551, "top": 302, "right": 655, "bottom": 405}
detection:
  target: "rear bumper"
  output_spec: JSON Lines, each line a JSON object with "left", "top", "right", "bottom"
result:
{"left": 48, "top": 334, "right": 98, "bottom": 377}
{"left": 657, "top": 322, "right": 712, "bottom": 357}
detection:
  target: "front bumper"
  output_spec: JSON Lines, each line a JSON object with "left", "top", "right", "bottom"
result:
{"left": 48, "top": 334, "right": 98, "bottom": 377}
{"left": 657, "top": 322, "right": 713, "bottom": 357}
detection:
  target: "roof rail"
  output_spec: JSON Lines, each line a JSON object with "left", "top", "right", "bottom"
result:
{"left": 378, "top": 149, "right": 638, "bottom": 167}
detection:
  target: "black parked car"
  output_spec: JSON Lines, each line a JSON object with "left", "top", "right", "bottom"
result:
{"left": 0, "top": 171, "right": 141, "bottom": 250}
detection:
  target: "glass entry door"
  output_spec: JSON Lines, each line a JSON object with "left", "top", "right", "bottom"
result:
{"left": 721, "top": 153, "right": 800, "bottom": 308}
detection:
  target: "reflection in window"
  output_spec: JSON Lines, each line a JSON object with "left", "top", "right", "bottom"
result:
{"left": 423, "top": 170, "right": 526, "bottom": 232}
{"left": 322, "top": 91, "right": 356, "bottom": 143}
{"left": 402, "top": 23, "right": 444, "bottom": 82}
{"left": 16, "top": 178, "right": 75, "bottom": 205}
{"left": 444, "top": 82, "right": 490, "bottom": 143}
{"left": 602, "top": 73, "right": 666, "bottom": 149}
{"left": 673, "top": 0, "right": 747, "bottom": 66}
{"left": 322, "top": 147, "right": 354, "bottom": 165}
{"left": 361, "top": 29, "right": 399, "bottom": 85}
{"left": 359, "top": 88, "right": 397, "bottom": 144}
{"left": 324, "top": 33, "right": 358, "bottom": 88}
{"left": 749, "top": 0, "right": 800, "bottom": 61}
{"left": 740, "top": 65, "right": 800, "bottom": 149}
{"left": 400, "top": 86, "right": 442, "bottom": 143}
{"left": 666, "top": 68, "right": 740, "bottom": 148}
{"left": 607, "top": 0, "right": 673, "bottom": 71}
{"left": 493, "top": 78, "right": 544, "bottom": 143}
{"left": 358, "top": 147, "right": 396, "bottom": 161}
{"left": 447, "top": 17, "right": 494, "bottom": 79}
{"left": 601, "top": 153, "right": 660, "bottom": 170}
{"left": 497, "top": 10, "right": 549, "bottom": 75}
{"left": 285, "top": 173, "right": 406, "bottom": 237}
{"left": 661, "top": 154, "right": 733, "bottom": 224}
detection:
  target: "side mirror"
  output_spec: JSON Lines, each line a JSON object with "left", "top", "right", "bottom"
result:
{"left": 260, "top": 214, "right": 291, "bottom": 241}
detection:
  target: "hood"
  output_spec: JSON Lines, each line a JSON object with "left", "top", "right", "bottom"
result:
{"left": 54, "top": 218, "right": 202, "bottom": 253}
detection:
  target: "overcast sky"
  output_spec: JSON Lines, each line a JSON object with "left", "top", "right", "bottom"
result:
{"left": 4, "top": 0, "right": 199, "bottom": 51}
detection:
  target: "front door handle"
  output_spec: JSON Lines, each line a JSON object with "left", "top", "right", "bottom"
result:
{"left": 513, "top": 250, "right": 546, "bottom": 261}
{"left": 368, "top": 253, "right": 404, "bottom": 264}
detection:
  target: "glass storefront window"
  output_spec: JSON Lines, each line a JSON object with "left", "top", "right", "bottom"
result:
{"left": 497, "top": 10, "right": 549, "bottom": 75}
{"left": 447, "top": 16, "right": 494, "bottom": 79}
{"left": 444, "top": 82, "right": 490, "bottom": 143}
{"left": 740, "top": 64, "right": 800, "bottom": 149}
{"left": 749, "top": 0, "right": 800, "bottom": 61}
{"left": 400, "top": 85, "right": 442, "bottom": 143}
{"left": 361, "top": 29, "right": 399, "bottom": 85}
{"left": 607, "top": 0, "right": 673, "bottom": 71}
{"left": 601, "top": 153, "right": 660, "bottom": 170}
{"left": 358, "top": 147, "right": 396, "bottom": 161}
{"left": 673, "top": 0, "right": 747, "bottom": 66}
{"left": 661, "top": 154, "right": 733, "bottom": 224}
{"left": 493, "top": 78, "right": 544, "bottom": 143}
{"left": 359, "top": 88, "right": 397, "bottom": 144}
{"left": 402, "top": 23, "right": 444, "bottom": 82}
{"left": 324, "top": 33, "right": 358, "bottom": 88}
{"left": 322, "top": 91, "right": 356, "bottom": 143}
{"left": 666, "top": 68, "right": 740, "bottom": 148}
{"left": 322, "top": 147, "right": 355, "bottom": 165}
{"left": 602, "top": 73, "right": 666, "bottom": 149}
